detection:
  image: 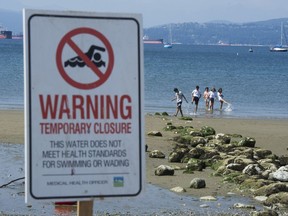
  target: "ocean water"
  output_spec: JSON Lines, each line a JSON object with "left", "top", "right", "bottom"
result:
{"left": 144, "top": 44, "right": 288, "bottom": 119}
{"left": 1, "top": 39, "right": 288, "bottom": 119}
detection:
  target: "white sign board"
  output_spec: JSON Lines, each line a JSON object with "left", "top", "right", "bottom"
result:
{"left": 24, "top": 9, "right": 144, "bottom": 201}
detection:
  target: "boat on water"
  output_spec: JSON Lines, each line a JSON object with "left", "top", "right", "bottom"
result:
{"left": 0, "top": 30, "right": 12, "bottom": 39}
{"left": 143, "top": 35, "right": 163, "bottom": 44}
{"left": 270, "top": 22, "right": 288, "bottom": 52}
{"left": 249, "top": 48, "right": 253, "bottom": 52}
{"left": 163, "top": 43, "right": 172, "bottom": 48}
{"left": 164, "top": 24, "right": 173, "bottom": 48}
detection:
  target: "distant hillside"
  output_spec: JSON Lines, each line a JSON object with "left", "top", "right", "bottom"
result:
{"left": 144, "top": 18, "right": 288, "bottom": 46}
{"left": 1, "top": 9, "right": 288, "bottom": 45}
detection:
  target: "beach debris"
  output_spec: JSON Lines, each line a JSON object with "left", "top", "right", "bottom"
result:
{"left": 154, "top": 165, "right": 174, "bottom": 176}
{"left": 189, "top": 178, "right": 206, "bottom": 189}
{"left": 199, "top": 196, "right": 217, "bottom": 201}
{"left": 149, "top": 150, "right": 165, "bottom": 159}
{"left": 233, "top": 202, "right": 256, "bottom": 209}
{"left": 147, "top": 131, "right": 162, "bottom": 137}
{"left": 170, "top": 186, "right": 186, "bottom": 193}
{"left": 199, "top": 204, "right": 210, "bottom": 208}
{"left": 0, "top": 177, "right": 25, "bottom": 188}
{"left": 254, "top": 196, "right": 268, "bottom": 202}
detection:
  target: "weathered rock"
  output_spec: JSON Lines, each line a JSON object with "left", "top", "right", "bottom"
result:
{"left": 234, "top": 157, "right": 255, "bottom": 167}
{"left": 189, "top": 130, "right": 204, "bottom": 137}
{"left": 250, "top": 209, "right": 279, "bottom": 216}
{"left": 237, "top": 137, "right": 256, "bottom": 148}
{"left": 199, "top": 148, "right": 220, "bottom": 160}
{"left": 278, "top": 155, "right": 288, "bottom": 166}
{"left": 170, "top": 186, "right": 186, "bottom": 193}
{"left": 215, "top": 133, "right": 231, "bottom": 144}
{"left": 254, "top": 182, "right": 288, "bottom": 196}
{"left": 186, "top": 158, "right": 206, "bottom": 171}
{"left": 200, "top": 126, "right": 216, "bottom": 136}
{"left": 173, "top": 135, "right": 192, "bottom": 145}
{"left": 147, "top": 131, "right": 162, "bottom": 136}
{"left": 190, "top": 136, "right": 207, "bottom": 147}
{"left": 168, "top": 150, "right": 186, "bottom": 162}
{"left": 240, "top": 178, "right": 270, "bottom": 190}
{"left": 155, "top": 165, "right": 174, "bottom": 176}
{"left": 161, "top": 112, "right": 169, "bottom": 116}
{"left": 190, "top": 178, "right": 206, "bottom": 189}
{"left": 270, "top": 165, "right": 288, "bottom": 182}
{"left": 164, "top": 125, "right": 177, "bottom": 131}
{"left": 242, "top": 164, "right": 264, "bottom": 176}
{"left": 149, "top": 150, "right": 165, "bottom": 158}
{"left": 263, "top": 192, "right": 288, "bottom": 207}
{"left": 226, "top": 163, "right": 246, "bottom": 172}
{"left": 187, "top": 147, "right": 205, "bottom": 159}
{"left": 254, "top": 149, "right": 273, "bottom": 159}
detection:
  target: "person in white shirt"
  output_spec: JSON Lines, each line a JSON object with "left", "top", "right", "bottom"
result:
{"left": 191, "top": 85, "right": 201, "bottom": 113}
{"left": 217, "top": 88, "right": 229, "bottom": 110}
{"left": 171, "top": 88, "right": 188, "bottom": 117}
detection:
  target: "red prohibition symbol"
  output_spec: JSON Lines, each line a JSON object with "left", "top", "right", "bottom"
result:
{"left": 56, "top": 27, "right": 114, "bottom": 90}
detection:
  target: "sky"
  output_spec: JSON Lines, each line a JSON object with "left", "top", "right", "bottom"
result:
{"left": 2, "top": 0, "right": 288, "bottom": 28}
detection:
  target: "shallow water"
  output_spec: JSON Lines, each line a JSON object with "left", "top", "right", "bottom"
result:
{"left": 0, "top": 143, "right": 266, "bottom": 215}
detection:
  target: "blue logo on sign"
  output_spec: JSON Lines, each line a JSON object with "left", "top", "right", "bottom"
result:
{"left": 113, "top": 176, "right": 124, "bottom": 187}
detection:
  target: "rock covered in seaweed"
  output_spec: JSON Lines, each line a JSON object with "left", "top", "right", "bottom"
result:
{"left": 155, "top": 165, "right": 174, "bottom": 176}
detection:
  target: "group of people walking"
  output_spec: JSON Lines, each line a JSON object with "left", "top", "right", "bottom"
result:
{"left": 172, "top": 86, "right": 229, "bottom": 117}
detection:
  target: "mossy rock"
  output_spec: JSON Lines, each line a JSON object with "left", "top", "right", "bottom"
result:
{"left": 264, "top": 192, "right": 288, "bottom": 207}
{"left": 173, "top": 135, "right": 193, "bottom": 144}
{"left": 179, "top": 116, "right": 193, "bottom": 121}
{"left": 186, "top": 158, "right": 206, "bottom": 171}
{"left": 223, "top": 172, "right": 244, "bottom": 183}
{"left": 164, "top": 125, "right": 177, "bottom": 131}
{"left": 240, "top": 178, "right": 270, "bottom": 191}
{"left": 237, "top": 137, "right": 256, "bottom": 148}
{"left": 162, "top": 112, "right": 169, "bottom": 116}
{"left": 200, "top": 126, "right": 216, "bottom": 136}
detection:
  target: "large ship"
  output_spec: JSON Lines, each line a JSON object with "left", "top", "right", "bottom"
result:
{"left": 143, "top": 35, "right": 163, "bottom": 44}
{"left": 0, "top": 26, "right": 12, "bottom": 39}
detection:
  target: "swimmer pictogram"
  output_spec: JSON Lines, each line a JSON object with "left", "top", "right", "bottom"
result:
{"left": 56, "top": 27, "right": 114, "bottom": 90}
{"left": 64, "top": 45, "right": 106, "bottom": 68}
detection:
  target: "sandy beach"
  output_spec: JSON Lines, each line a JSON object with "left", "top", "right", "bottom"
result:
{"left": 1, "top": 110, "right": 288, "bottom": 215}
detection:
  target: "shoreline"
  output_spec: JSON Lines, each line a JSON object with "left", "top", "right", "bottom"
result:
{"left": 1, "top": 110, "right": 288, "bottom": 199}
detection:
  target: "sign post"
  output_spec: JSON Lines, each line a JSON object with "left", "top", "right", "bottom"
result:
{"left": 24, "top": 9, "right": 144, "bottom": 207}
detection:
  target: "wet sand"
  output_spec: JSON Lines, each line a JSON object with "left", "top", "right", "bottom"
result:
{"left": 1, "top": 110, "right": 288, "bottom": 214}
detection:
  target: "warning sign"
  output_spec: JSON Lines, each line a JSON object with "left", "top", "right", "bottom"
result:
{"left": 24, "top": 9, "right": 144, "bottom": 202}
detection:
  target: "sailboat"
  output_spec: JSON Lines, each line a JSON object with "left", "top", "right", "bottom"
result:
{"left": 164, "top": 24, "right": 173, "bottom": 48}
{"left": 270, "top": 22, "right": 288, "bottom": 52}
